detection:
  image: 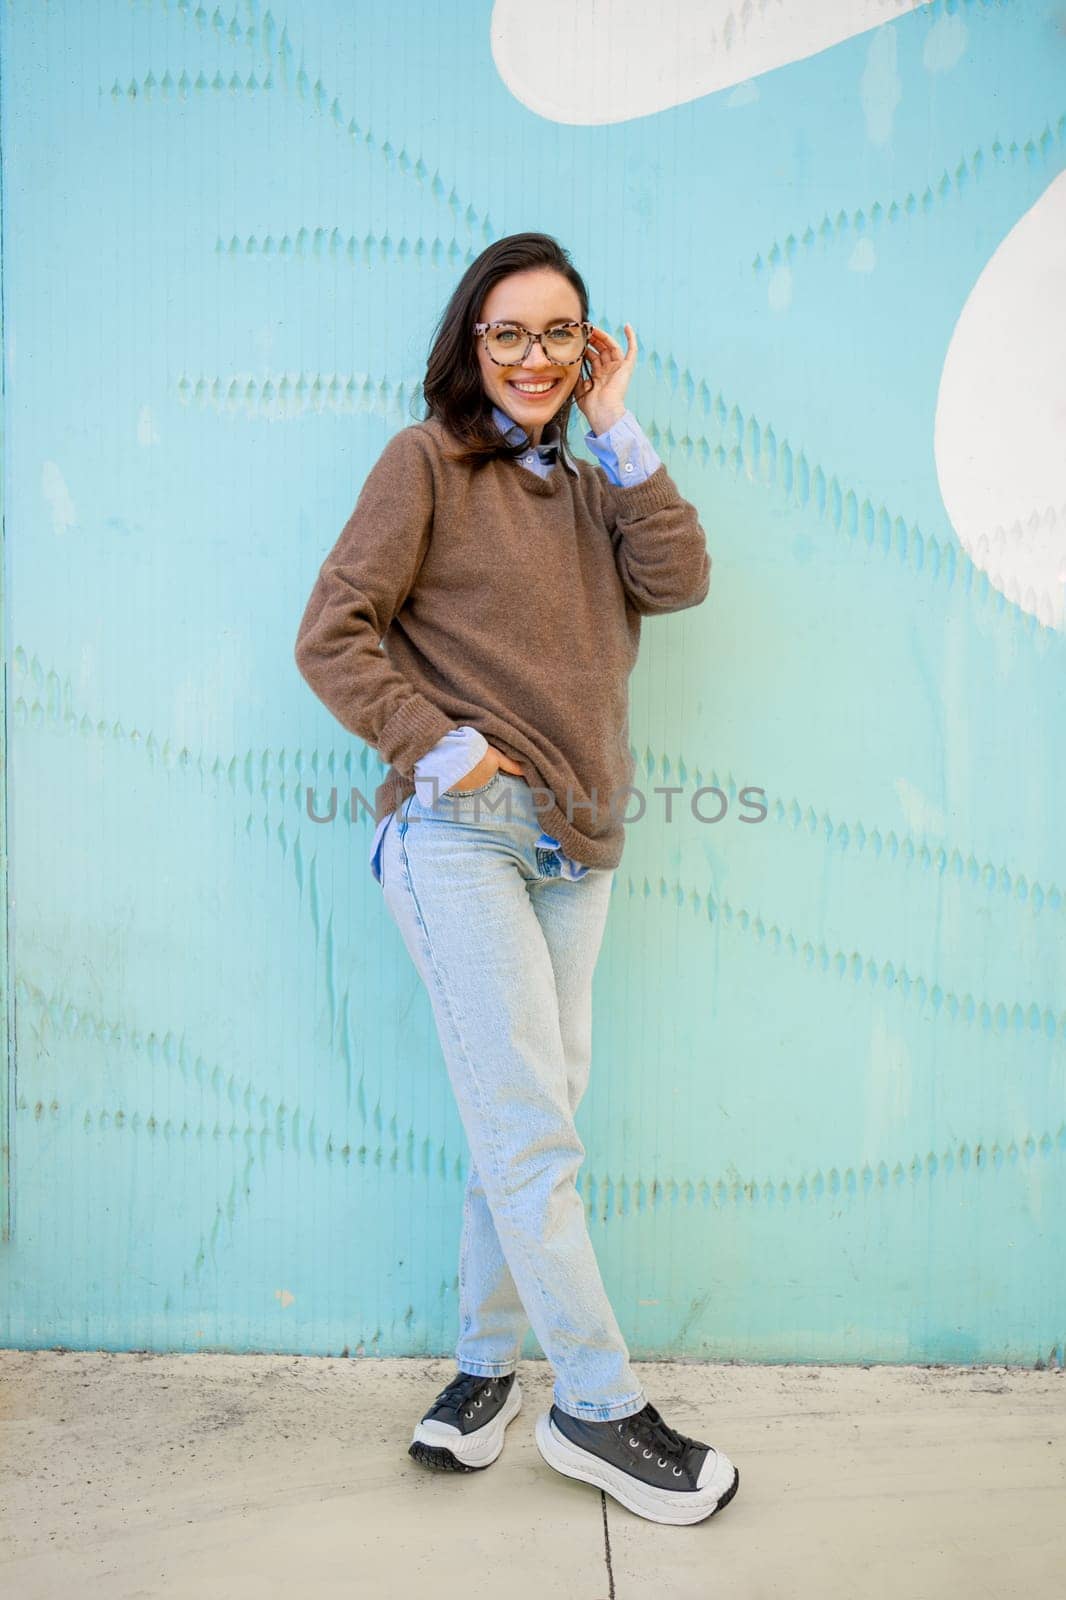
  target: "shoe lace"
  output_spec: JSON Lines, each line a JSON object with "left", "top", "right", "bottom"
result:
{"left": 617, "top": 1403, "right": 696, "bottom": 1462}
{"left": 437, "top": 1370, "right": 499, "bottom": 1410}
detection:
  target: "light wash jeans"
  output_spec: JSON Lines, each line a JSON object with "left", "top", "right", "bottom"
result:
{"left": 379, "top": 769, "right": 647, "bottom": 1423}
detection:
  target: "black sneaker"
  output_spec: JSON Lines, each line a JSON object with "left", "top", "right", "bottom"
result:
{"left": 535, "top": 1400, "right": 740, "bottom": 1525}
{"left": 409, "top": 1369, "right": 522, "bottom": 1472}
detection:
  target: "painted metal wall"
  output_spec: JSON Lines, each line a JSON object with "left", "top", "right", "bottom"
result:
{"left": 2, "top": 0, "right": 1063, "bottom": 1365}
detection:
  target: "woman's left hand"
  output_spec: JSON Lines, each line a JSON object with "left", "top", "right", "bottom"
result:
{"left": 574, "top": 322, "right": 637, "bottom": 436}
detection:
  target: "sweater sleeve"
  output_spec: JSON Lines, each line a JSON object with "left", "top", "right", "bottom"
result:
{"left": 294, "top": 427, "right": 461, "bottom": 774}
{"left": 602, "top": 459, "right": 712, "bottom": 617}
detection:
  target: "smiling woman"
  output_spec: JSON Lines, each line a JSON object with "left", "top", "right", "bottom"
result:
{"left": 420, "top": 234, "right": 599, "bottom": 466}
{"left": 476, "top": 277, "right": 583, "bottom": 439}
{"left": 294, "top": 231, "right": 731, "bottom": 1526}
{"left": 473, "top": 309, "right": 592, "bottom": 433}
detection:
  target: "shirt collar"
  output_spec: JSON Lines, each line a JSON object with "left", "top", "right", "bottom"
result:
{"left": 490, "top": 403, "right": 580, "bottom": 476}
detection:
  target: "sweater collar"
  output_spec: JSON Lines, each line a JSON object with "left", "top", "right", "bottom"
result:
{"left": 491, "top": 404, "right": 580, "bottom": 478}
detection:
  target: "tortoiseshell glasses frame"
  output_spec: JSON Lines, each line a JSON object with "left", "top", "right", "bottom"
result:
{"left": 473, "top": 319, "right": 592, "bottom": 366}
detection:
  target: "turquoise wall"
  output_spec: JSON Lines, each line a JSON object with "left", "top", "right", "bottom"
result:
{"left": 2, "top": 0, "right": 1063, "bottom": 1365}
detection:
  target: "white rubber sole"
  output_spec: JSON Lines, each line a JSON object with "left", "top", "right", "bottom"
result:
{"left": 534, "top": 1412, "right": 740, "bottom": 1526}
{"left": 410, "top": 1378, "right": 523, "bottom": 1469}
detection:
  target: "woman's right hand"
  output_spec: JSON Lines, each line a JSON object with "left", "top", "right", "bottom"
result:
{"left": 445, "top": 743, "right": 524, "bottom": 792}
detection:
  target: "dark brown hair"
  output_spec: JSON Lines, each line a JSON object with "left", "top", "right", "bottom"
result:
{"left": 415, "top": 232, "right": 592, "bottom": 471}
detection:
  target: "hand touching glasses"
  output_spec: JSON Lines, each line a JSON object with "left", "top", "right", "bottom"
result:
{"left": 574, "top": 323, "right": 638, "bottom": 437}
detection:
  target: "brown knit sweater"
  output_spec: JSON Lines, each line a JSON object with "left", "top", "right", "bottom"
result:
{"left": 294, "top": 415, "right": 711, "bottom": 869}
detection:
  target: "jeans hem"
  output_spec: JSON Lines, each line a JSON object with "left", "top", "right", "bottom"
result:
{"left": 455, "top": 1356, "right": 519, "bottom": 1378}
{"left": 553, "top": 1385, "right": 648, "bottom": 1423}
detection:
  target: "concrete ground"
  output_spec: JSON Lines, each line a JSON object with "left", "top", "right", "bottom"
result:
{"left": 0, "top": 1352, "right": 1063, "bottom": 1599}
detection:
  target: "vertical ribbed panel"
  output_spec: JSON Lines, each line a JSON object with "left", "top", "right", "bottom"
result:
{"left": 1, "top": 0, "right": 1063, "bottom": 1367}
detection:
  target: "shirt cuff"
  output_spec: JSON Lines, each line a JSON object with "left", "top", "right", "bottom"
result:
{"left": 584, "top": 408, "right": 663, "bottom": 487}
{"left": 413, "top": 725, "right": 489, "bottom": 801}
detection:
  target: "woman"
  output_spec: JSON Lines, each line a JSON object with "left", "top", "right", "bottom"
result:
{"left": 294, "top": 232, "right": 740, "bottom": 1527}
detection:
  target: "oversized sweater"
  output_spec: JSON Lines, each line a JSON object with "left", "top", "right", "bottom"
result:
{"left": 294, "top": 413, "right": 712, "bottom": 870}
{"left": 367, "top": 402, "right": 664, "bottom": 884}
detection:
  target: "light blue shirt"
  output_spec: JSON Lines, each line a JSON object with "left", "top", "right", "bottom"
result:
{"left": 369, "top": 404, "right": 663, "bottom": 884}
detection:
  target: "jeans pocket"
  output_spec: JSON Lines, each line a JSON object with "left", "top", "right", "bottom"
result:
{"left": 442, "top": 768, "right": 504, "bottom": 799}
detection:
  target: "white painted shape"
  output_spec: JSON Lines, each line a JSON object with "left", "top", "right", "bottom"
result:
{"left": 42, "top": 461, "right": 77, "bottom": 536}
{"left": 768, "top": 264, "right": 793, "bottom": 313}
{"left": 861, "top": 22, "right": 902, "bottom": 147}
{"left": 848, "top": 238, "right": 877, "bottom": 272}
{"left": 491, "top": 0, "right": 922, "bottom": 126}
{"left": 934, "top": 171, "right": 1066, "bottom": 630}
{"left": 922, "top": 11, "right": 967, "bottom": 72}
{"left": 893, "top": 775, "right": 947, "bottom": 840}
{"left": 866, "top": 1011, "right": 914, "bottom": 1146}
{"left": 725, "top": 80, "right": 760, "bottom": 108}
{"left": 136, "top": 404, "right": 159, "bottom": 447}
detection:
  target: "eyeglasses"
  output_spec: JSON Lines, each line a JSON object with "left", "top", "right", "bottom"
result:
{"left": 474, "top": 319, "right": 591, "bottom": 366}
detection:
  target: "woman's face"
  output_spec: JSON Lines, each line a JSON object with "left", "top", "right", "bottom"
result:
{"left": 475, "top": 268, "right": 585, "bottom": 445}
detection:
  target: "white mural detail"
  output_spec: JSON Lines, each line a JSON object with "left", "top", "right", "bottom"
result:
{"left": 42, "top": 461, "right": 77, "bottom": 536}
{"left": 491, "top": 0, "right": 922, "bottom": 125}
{"left": 922, "top": 10, "right": 968, "bottom": 72}
{"left": 861, "top": 20, "right": 902, "bottom": 147}
{"left": 934, "top": 172, "right": 1066, "bottom": 631}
